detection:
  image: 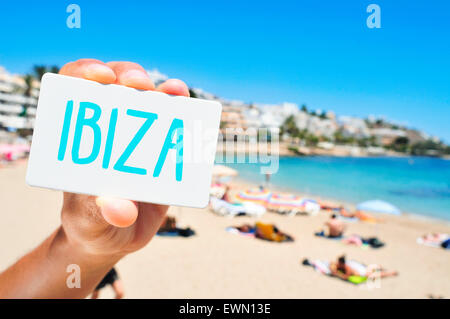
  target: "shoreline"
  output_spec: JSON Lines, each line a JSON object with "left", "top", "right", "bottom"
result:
{"left": 230, "top": 175, "right": 450, "bottom": 227}
{"left": 2, "top": 158, "right": 449, "bottom": 225}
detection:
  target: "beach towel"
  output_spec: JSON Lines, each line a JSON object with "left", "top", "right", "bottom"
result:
{"left": 348, "top": 275, "right": 367, "bottom": 284}
{"left": 303, "top": 259, "right": 368, "bottom": 284}
{"left": 314, "top": 231, "right": 343, "bottom": 240}
{"left": 363, "top": 237, "right": 385, "bottom": 248}
{"left": 346, "top": 260, "right": 368, "bottom": 277}
{"left": 315, "top": 232, "right": 384, "bottom": 249}
{"left": 226, "top": 226, "right": 256, "bottom": 237}
{"left": 210, "top": 197, "right": 266, "bottom": 217}
{"left": 157, "top": 227, "right": 195, "bottom": 237}
{"left": 311, "top": 260, "right": 331, "bottom": 275}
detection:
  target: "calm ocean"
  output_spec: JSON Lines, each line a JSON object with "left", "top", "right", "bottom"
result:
{"left": 221, "top": 156, "right": 450, "bottom": 221}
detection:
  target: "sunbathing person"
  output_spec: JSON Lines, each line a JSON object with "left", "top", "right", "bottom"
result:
{"left": 421, "top": 233, "right": 448, "bottom": 244}
{"left": 157, "top": 216, "right": 195, "bottom": 237}
{"left": 159, "top": 215, "right": 177, "bottom": 232}
{"left": 325, "top": 214, "right": 346, "bottom": 238}
{"left": 355, "top": 210, "right": 379, "bottom": 223}
{"left": 330, "top": 255, "right": 398, "bottom": 281}
{"left": 418, "top": 233, "right": 450, "bottom": 249}
{"left": 342, "top": 234, "right": 385, "bottom": 248}
{"left": 330, "top": 256, "right": 359, "bottom": 280}
{"left": 235, "top": 224, "right": 256, "bottom": 233}
{"left": 320, "top": 203, "right": 343, "bottom": 212}
{"left": 315, "top": 214, "right": 345, "bottom": 238}
{"left": 340, "top": 208, "right": 378, "bottom": 223}
{"left": 255, "top": 222, "right": 294, "bottom": 242}
{"left": 337, "top": 206, "right": 352, "bottom": 217}
{"left": 221, "top": 185, "right": 232, "bottom": 203}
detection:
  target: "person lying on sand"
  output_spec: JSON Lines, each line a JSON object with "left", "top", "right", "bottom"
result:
{"left": 235, "top": 224, "right": 256, "bottom": 233}
{"left": 320, "top": 203, "right": 343, "bottom": 212}
{"left": 255, "top": 222, "right": 294, "bottom": 242}
{"left": 157, "top": 216, "right": 195, "bottom": 237}
{"left": 340, "top": 209, "right": 378, "bottom": 223}
{"left": 421, "top": 233, "right": 448, "bottom": 244}
{"left": 418, "top": 233, "right": 450, "bottom": 249}
{"left": 159, "top": 215, "right": 177, "bottom": 232}
{"left": 342, "top": 234, "right": 385, "bottom": 248}
{"left": 229, "top": 222, "right": 293, "bottom": 242}
{"left": 0, "top": 59, "right": 191, "bottom": 298}
{"left": 221, "top": 185, "right": 232, "bottom": 203}
{"left": 330, "top": 255, "right": 398, "bottom": 281}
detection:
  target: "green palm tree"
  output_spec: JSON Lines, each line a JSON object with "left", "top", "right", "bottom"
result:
{"left": 23, "top": 74, "right": 33, "bottom": 97}
{"left": 49, "top": 65, "right": 60, "bottom": 74}
{"left": 19, "top": 74, "right": 34, "bottom": 117}
{"left": 33, "top": 65, "right": 47, "bottom": 81}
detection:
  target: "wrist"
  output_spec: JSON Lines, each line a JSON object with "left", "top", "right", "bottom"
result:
{"left": 51, "top": 226, "right": 124, "bottom": 270}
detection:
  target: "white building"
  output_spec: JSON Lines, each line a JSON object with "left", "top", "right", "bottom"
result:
{"left": 338, "top": 116, "right": 370, "bottom": 138}
{"left": 294, "top": 111, "right": 338, "bottom": 138}
{"left": 0, "top": 67, "right": 37, "bottom": 130}
{"left": 242, "top": 106, "right": 263, "bottom": 128}
{"left": 257, "top": 102, "right": 299, "bottom": 127}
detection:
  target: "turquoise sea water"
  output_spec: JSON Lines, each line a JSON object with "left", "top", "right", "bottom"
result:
{"left": 221, "top": 157, "right": 450, "bottom": 221}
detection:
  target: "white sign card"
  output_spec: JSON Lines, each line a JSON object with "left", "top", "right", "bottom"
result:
{"left": 26, "top": 73, "right": 222, "bottom": 208}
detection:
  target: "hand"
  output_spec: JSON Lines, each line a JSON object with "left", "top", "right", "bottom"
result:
{"left": 59, "top": 59, "right": 190, "bottom": 259}
{"left": 0, "top": 59, "right": 190, "bottom": 298}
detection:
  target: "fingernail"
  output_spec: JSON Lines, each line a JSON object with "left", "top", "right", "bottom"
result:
{"left": 95, "top": 197, "right": 105, "bottom": 208}
{"left": 121, "top": 70, "right": 154, "bottom": 89}
{"left": 85, "top": 64, "right": 116, "bottom": 82}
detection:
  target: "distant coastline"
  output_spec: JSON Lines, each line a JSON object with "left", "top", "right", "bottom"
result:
{"left": 216, "top": 141, "right": 450, "bottom": 159}
{"left": 232, "top": 174, "right": 450, "bottom": 226}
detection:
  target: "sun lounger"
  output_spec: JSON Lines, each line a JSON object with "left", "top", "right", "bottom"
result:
{"left": 210, "top": 183, "right": 226, "bottom": 199}
{"left": 210, "top": 197, "right": 266, "bottom": 217}
{"left": 267, "top": 196, "right": 321, "bottom": 216}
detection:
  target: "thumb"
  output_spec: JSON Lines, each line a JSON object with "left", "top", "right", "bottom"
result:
{"left": 96, "top": 197, "right": 138, "bottom": 228}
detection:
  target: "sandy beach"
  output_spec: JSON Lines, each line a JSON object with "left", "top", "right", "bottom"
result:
{"left": 1, "top": 161, "right": 449, "bottom": 299}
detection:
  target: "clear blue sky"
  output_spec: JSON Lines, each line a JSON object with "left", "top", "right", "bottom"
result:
{"left": 1, "top": 0, "right": 449, "bottom": 142}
